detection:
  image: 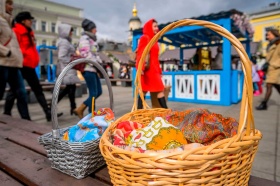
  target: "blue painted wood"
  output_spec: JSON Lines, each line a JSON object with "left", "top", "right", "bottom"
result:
{"left": 163, "top": 19, "right": 229, "bottom": 36}
{"left": 172, "top": 72, "right": 176, "bottom": 99}
{"left": 49, "top": 50, "right": 53, "bottom": 65}
{"left": 232, "top": 70, "right": 244, "bottom": 103}
{"left": 168, "top": 34, "right": 191, "bottom": 45}
{"left": 132, "top": 69, "right": 237, "bottom": 106}
{"left": 221, "top": 18, "right": 232, "bottom": 106}
{"left": 36, "top": 45, "right": 57, "bottom": 81}
{"left": 240, "top": 72, "right": 244, "bottom": 101}
{"left": 132, "top": 35, "right": 141, "bottom": 51}
{"left": 132, "top": 67, "right": 136, "bottom": 98}
{"left": 35, "top": 65, "right": 40, "bottom": 79}
{"left": 231, "top": 70, "right": 238, "bottom": 103}
{"left": 47, "top": 64, "right": 56, "bottom": 83}
{"left": 179, "top": 34, "right": 196, "bottom": 45}
{"left": 183, "top": 31, "right": 211, "bottom": 43}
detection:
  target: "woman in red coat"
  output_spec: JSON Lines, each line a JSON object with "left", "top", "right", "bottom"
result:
{"left": 136, "top": 19, "right": 167, "bottom": 109}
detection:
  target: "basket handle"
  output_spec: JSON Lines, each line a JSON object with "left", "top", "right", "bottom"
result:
{"left": 51, "top": 58, "right": 114, "bottom": 139}
{"left": 133, "top": 19, "right": 254, "bottom": 136}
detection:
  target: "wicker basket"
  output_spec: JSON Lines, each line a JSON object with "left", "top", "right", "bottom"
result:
{"left": 39, "top": 58, "right": 114, "bottom": 179}
{"left": 99, "top": 19, "right": 262, "bottom": 185}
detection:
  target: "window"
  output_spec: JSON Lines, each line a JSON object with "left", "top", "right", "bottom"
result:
{"left": 32, "top": 20, "right": 37, "bottom": 30}
{"left": 52, "top": 40, "right": 56, "bottom": 46}
{"left": 41, "top": 21, "right": 47, "bottom": 32}
{"left": 51, "top": 23, "right": 56, "bottom": 33}
{"left": 42, "top": 39, "right": 46, "bottom": 45}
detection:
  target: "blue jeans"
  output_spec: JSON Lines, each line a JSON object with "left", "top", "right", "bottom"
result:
{"left": 82, "top": 71, "right": 102, "bottom": 113}
{"left": 253, "top": 82, "right": 259, "bottom": 91}
{"left": 0, "top": 66, "right": 30, "bottom": 120}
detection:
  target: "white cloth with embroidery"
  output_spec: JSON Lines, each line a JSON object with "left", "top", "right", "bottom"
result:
{"left": 127, "top": 117, "right": 187, "bottom": 151}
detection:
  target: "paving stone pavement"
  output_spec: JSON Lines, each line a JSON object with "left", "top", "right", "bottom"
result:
{"left": 0, "top": 85, "right": 279, "bottom": 182}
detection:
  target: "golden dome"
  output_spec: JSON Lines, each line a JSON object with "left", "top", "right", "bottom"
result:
{"left": 132, "top": 3, "right": 137, "bottom": 17}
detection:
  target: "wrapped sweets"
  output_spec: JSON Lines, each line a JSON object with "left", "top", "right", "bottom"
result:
{"left": 63, "top": 108, "right": 114, "bottom": 142}
{"left": 127, "top": 117, "right": 187, "bottom": 150}
{"left": 172, "top": 109, "right": 238, "bottom": 145}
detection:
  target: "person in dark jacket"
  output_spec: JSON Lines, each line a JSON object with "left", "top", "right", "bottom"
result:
{"left": 4, "top": 11, "right": 54, "bottom": 121}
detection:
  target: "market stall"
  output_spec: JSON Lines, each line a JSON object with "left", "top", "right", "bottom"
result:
{"left": 132, "top": 9, "right": 254, "bottom": 105}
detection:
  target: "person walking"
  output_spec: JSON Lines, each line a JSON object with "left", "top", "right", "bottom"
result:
{"left": 56, "top": 23, "right": 80, "bottom": 115}
{"left": 3, "top": 11, "right": 52, "bottom": 121}
{"left": 0, "top": 0, "right": 30, "bottom": 120}
{"left": 211, "top": 45, "right": 223, "bottom": 70}
{"left": 251, "top": 57, "right": 261, "bottom": 96}
{"left": 135, "top": 18, "right": 168, "bottom": 109}
{"left": 256, "top": 28, "right": 280, "bottom": 110}
{"left": 74, "top": 18, "right": 102, "bottom": 119}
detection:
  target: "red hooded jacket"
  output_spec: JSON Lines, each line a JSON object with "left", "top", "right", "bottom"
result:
{"left": 136, "top": 19, "right": 164, "bottom": 92}
{"left": 13, "top": 23, "right": 40, "bottom": 68}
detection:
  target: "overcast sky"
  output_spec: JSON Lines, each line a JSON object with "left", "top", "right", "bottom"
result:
{"left": 50, "top": 0, "right": 276, "bottom": 42}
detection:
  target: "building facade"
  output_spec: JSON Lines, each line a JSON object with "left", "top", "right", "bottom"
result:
{"left": 249, "top": 2, "right": 280, "bottom": 55}
{"left": 13, "top": 0, "right": 84, "bottom": 46}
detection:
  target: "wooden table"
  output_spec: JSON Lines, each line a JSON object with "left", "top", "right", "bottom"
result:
{"left": 0, "top": 115, "right": 279, "bottom": 186}
{"left": 0, "top": 115, "right": 111, "bottom": 186}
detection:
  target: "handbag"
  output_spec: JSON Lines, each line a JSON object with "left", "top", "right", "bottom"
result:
{"left": 261, "top": 62, "right": 269, "bottom": 73}
{"left": 3, "top": 36, "right": 12, "bottom": 46}
{"left": 70, "top": 54, "right": 86, "bottom": 73}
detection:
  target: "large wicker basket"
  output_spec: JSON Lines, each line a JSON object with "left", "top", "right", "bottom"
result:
{"left": 99, "top": 19, "right": 262, "bottom": 185}
{"left": 39, "top": 58, "right": 114, "bottom": 179}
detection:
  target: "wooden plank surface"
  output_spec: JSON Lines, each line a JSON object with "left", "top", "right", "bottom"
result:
{"left": 0, "top": 170, "right": 23, "bottom": 186}
{"left": 249, "top": 176, "right": 280, "bottom": 186}
{"left": 0, "top": 138, "right": 110, "bottom": 186}
{"left": 95, "top": 167, "right": 112, "bottom": 185}
{"left": 0, "top": 115, "right": 112, "bottom": 185}
{"left": 0, "top": 124, "right": 46, "bottom": 156}
{"left": 0, "top": 115, "right": 51, "bottom": 135}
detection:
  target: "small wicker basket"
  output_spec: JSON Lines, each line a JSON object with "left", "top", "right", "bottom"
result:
{"left": 39, "top": 58, "right": 114, "bottom": 179}
{"left": 99, "top": 19, "right": 262, "bottom": 185}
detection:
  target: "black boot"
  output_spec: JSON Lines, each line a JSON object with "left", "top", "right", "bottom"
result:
{"left": 45, "top": 108, "right": 52, "bottom": 122}
{"left": 137, "top": 95, "right": 145, "bottom": 109}
{"left": 45, "top": 107, "right": 63, "bottom": 122}
{"left": 256, "top": 101, "right": 267, "bottom": 110}
{"left": 4, "top": 91, "right": 15, "bottom": 116}
{"left": 158, "top": 97, "right": 168, "bottom": 109}
{"left": 36, "top": 95, "right": 63, "bottom": 121}
{"left": 36, "top": 94, "right": 52, "bottom": 121}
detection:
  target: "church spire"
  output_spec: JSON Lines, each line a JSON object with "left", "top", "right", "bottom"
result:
{"left": 132, "top": 2, "right": 137, "bottom": 17}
